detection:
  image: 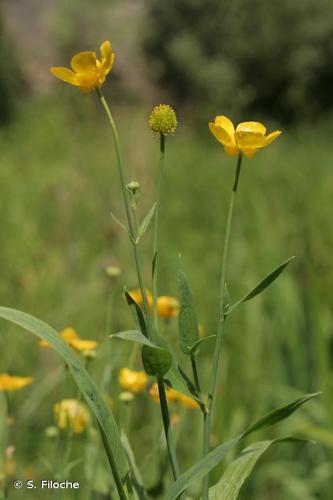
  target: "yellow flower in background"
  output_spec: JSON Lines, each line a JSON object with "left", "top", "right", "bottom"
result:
{"left": 209, "top": 116, "right": 281, "bottom": 159}
{"left": 128, "top": 289, "right": 153, "bottom": 309}
{"left": 149, "top": 383, "right": 178, "bottom": 403}
{"left": 149, "top": 383, "right": 198, "bottom": 409}
{"left": 177, "top": 393, "right": 199, "bottom": 409}
{"left": 0, "top": 374, "right": 33, "bottom": 392}
{"left": 118, "top": 368, "right": 148, "bottom": 393}
{"left": 50, "top": 41, "right": 115, "bottom": 92}
{"left": 54, "top": 399, "right": 90, "bottom": 434}
{"left": 39, "top": 327, "right": 97, "bottom": 353}
{"left": 157, "top": 296, "right": 180, "bottom": 318}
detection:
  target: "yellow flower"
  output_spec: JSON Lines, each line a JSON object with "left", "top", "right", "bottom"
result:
{"left": 39, "top": 327, "right": 97, "bottom": 353}
{"left": 177, "top": 393, "right": 199, "bottom": 410}
{"left": 127, "top": 289, "right": 153, "bottom": 309}
{"left": 157, "top": 296, "right": 179, "bottom": 318}
{"left": 149, "top": 383, "right": 178, "bottom": 403}
{"left": 118, "top": 368, "right": 148, "bottom": 393}
{"left": 54, "top": 399, "right": 90, "bottom": 434}
{"left": 149, "top": 104, "right": 178, "bottom": 135}
{"left": 50, "top": 41, "right": 115, "bottom": 92}
{"left": 0, "top": 374, "right": 33, "bottom": 392}
{"left": 209, "top": 116, "right": 281, "bottom": 159}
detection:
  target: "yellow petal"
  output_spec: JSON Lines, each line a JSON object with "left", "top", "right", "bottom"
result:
{"left": 235, "top": 131, "right": 267, "bottom": 150}
{"left": 224, "top": 145, "right": 239, "bottom": 157}
{"left": 215, "top": 115, "right": 235, "bottom": 138}
{"left": 50, "top": 67, "right": 79, "bottom": 86}
{"left": 70, "top": 51, "right": 97, "bottom": 73}
{"left": 209, "top": 122, "right": 235, "bottom": 148}
{"left": 236, "top": 121, "right": 266, "bottom": 135}
{"left": 264, "top": 130, "right": 282, "bottom": 147}
{"left": 242, "top": 149, "right": 258, "bottom": 159}
{"left": 99, "top": 40, "right": 115, "bottom": 73}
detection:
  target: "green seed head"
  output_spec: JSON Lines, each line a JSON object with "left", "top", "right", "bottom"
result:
{"left": 149, "top": 104, "right": 178, "bottom": 135}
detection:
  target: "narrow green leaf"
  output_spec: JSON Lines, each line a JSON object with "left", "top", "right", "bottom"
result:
{"left": 165, "top": 392, "right": 319, "bottom": 499}
{"left": 209, "top": 438, "right": 309, "bottom": 500}
{"left": 0, "top": 307, "right": 129, "bottom": 480}
{"left": 165, "top": 439, "right": 238, "bottom": 500}
{"left": 242, "top": 392, "right": 321, "bottom": 438}
{"left": 177, "top": 266, "right": 199, "bottom": 354}
{"left": 138, "top": 203, "right": 156, "bottom": 238}
{"left": 142, "top": 345, "right": 172, "bottom": 376}
{"left": 124, "top": 291, "right": 148, "bottom": 338}
{"left": 110, "top": 211, "right": 128, "bottom": 234}
{"left": 121, "top": 432, "right": 148, "bottom": 500}
{"left": 227, "top": 256, "right": 295, "bottom": 315}
{"left": 189, "top": 335, "right": 216, "bottom": 354}
{"left": 110, "top": 330, "right": 160, "bottom": 349}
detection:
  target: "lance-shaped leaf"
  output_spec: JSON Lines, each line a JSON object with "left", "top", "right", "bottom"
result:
{"left": 124, "top": 291, "right": 148, "bottom": 338}
{"left": 0, "top": 307, "right": 129, "bottom": 480}
{"left": 110, "top": 329, "right": 172, "bottom": 378}
{"left": 226, "top": 256, "right": 295, "bottom": 315}
{"left": 165, "top": 391, "right": 319, "bottom": 499}
{"left": 177, "top": 266, "right": 200, "bottom": 354}
{"left": 138, "top": 203, "right": 156, "bottom": 239}
{"left": 209, "top": 437, "right": 310, "bottom": 500}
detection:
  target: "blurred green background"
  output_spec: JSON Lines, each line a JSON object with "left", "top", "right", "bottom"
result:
{"left": 1, "top": 0, "right": 333, "bottom": 498}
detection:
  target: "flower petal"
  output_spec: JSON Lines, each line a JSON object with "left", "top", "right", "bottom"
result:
{"left": 209, "top": 122, "right": 236, "bottom": 148}
{"left": 236, "top": 121, "right": 266, "bottom": 135}
{"left": 50, "top": 67, "right": 79, "bottom": 86}
{"left": 224, "top": 145, "right": 239, "bottom": 157}
{"left": 242, "top": 149, "right": 258, "bottom": 159}
{"left": 99, "top": 40, "right": 115, "bottom": 73}
{"left": 235, "top": 131, "right": 267, "bottom": 150}
{"left": 264, "top": 130, "right": 282, "bottom": 147}
{"left": 70, "top": 51, "right": 97, "bottom": 73}
{"left": 215, "top": 115, "right": 235, "bottom": 137}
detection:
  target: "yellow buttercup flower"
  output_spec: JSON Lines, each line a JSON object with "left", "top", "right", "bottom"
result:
{"left": 209, "top": 116, "right": 281, "bottom": 159}
{"left": 50, "top": 41, "right": 115, "bottom": 92}
{"left": 149, "top": 383, "right": 198, "bottom": 409}
{"left": 127, "top": 289, "right": 153, "bottom": 309}
{"left": 149, "top": 383, "right": 178, "bottom": 403}
{"left": 118, "top": 368, "right": 148, "bottom": 393}
{"left": 177, "top": 393, "right": 199, "bottom": 409}
{"left": 39, "top": 327, "right": 97, "bottom": 353}
{"left": 157, "top": 296, "right": 180, "bottom": 318}
{"left": 0, "top": 374, "right": 33, "bottom": 392}
{"left": 54, "top": 399, "right": 90, "bottom": 434}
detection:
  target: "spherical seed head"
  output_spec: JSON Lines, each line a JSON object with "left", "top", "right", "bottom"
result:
{"left": 149, "top": 104, "right": 177, "bottom": 135}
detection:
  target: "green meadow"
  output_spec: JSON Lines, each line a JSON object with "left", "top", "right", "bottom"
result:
{"left": 1, "top": 92, "right": 333, "bottom": 498}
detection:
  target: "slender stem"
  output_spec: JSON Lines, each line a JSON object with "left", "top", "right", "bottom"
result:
{"left": 190, "top": 354, "right": 201, "bottom": 394}
{"left": 96, "top": 87, "right": 153, "bottom": 338}
{"left": 152, "top": 133, "right": 166, "bottom": 330}
{"left": 97, "top": 89, "right": 180, "bottom": 486}
{"left": 157, "top": 378, "right": 181, "bottom": 481}
{"left": 202, "top": 153, "right": 243, "bottom": 499}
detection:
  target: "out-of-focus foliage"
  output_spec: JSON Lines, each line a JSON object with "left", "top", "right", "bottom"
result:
{"left": 143, "top": 0, "right": 333, "bottom": 124}
{"left": 0, "top": 8, "right": 23, "bottom": 125}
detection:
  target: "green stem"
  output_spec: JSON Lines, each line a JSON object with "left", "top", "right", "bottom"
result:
{"left": 190, "top": 355, "right": 201, "bottom": 394}
{"left": 202, "top": 153, "right": 243, "bottom": 499}
{"left": 96, "top": 87, "right": 153, "bottom": 339}
{"left": 97, "top": 90, "right": 180, "bottom": 491}
{"left": 152, "top": 133, "right": 166, "bottom": 330}
{"left": 157, "top": 378, "right": 181, "bottom": 482}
